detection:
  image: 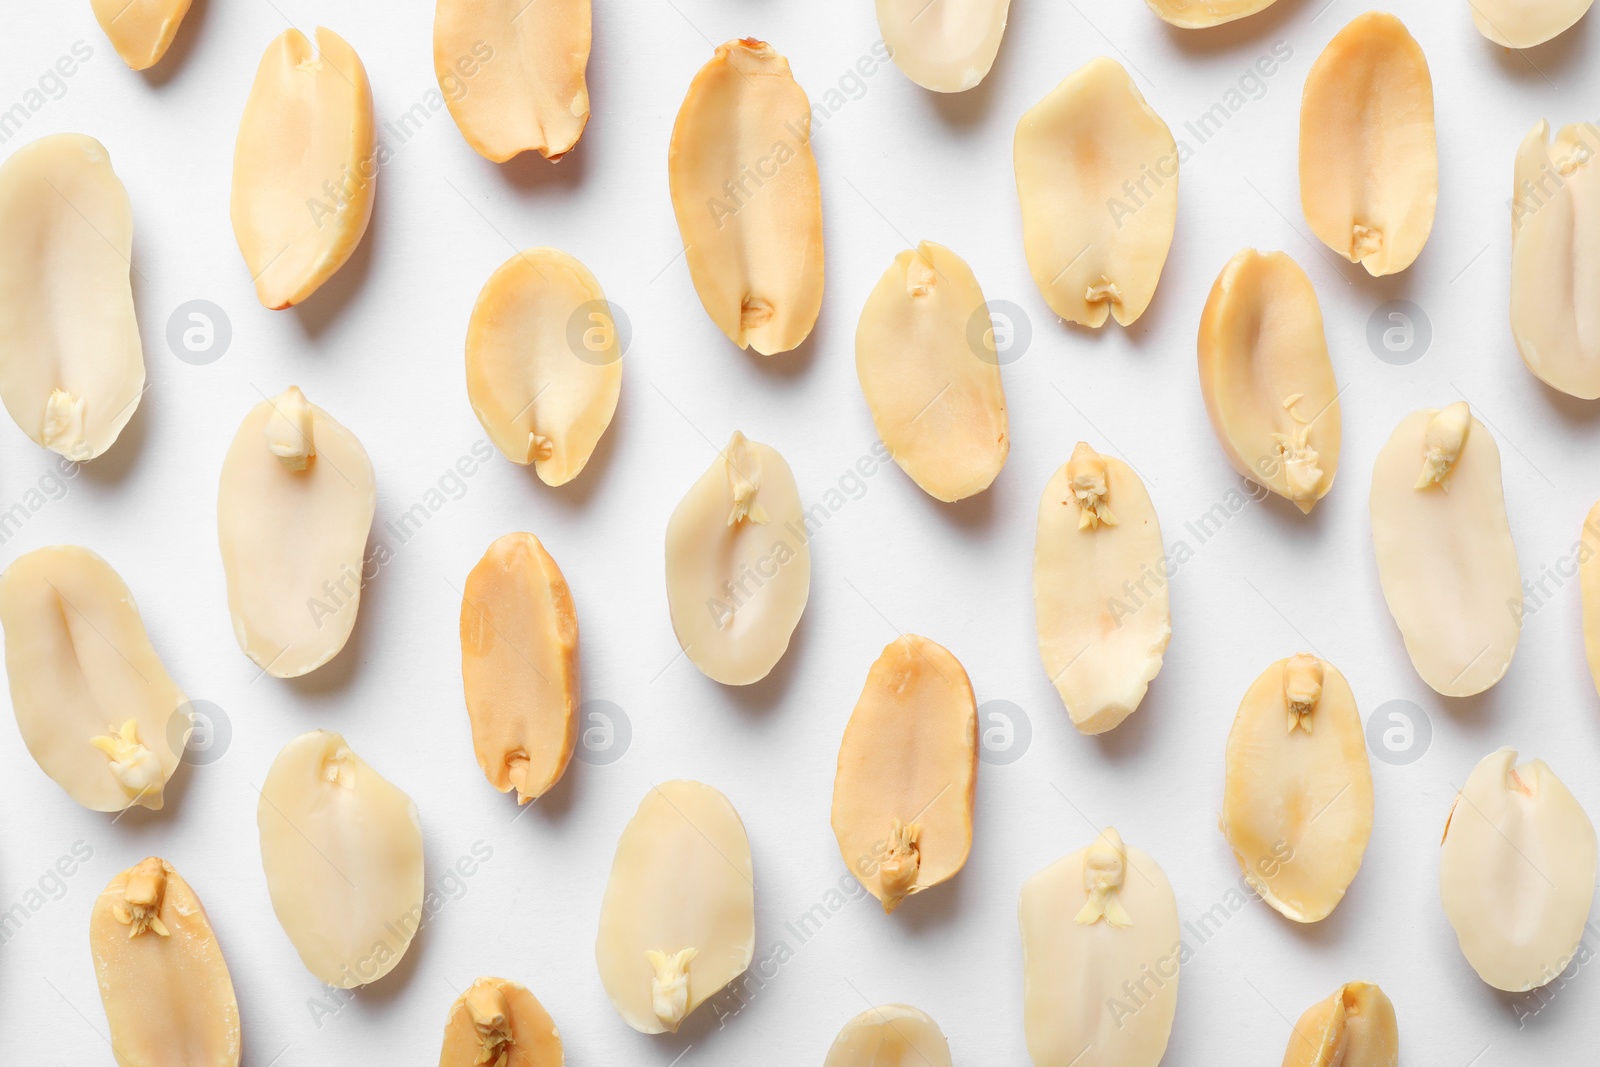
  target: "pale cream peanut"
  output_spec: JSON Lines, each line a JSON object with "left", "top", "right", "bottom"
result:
{"left": 876, "top": 0, "right": 1010, "bottom": 92}
{"left": 0, "top": 546, "right": 186, "bottom": 812}
{"left": 0, "top": 133, "right": 143, "bottom": 462}
{"left": 1145, "top": 0, "right": 1279, "bottom": 27}
{"left": 1034, "top": 443, "right": 1169, "bottom": 734}
{"left": 1472, "top": 0, "right": 1593, "bottom": 47}
{"left": 1369, "top": 404, "right": 1521, "bottom": 696}
{"left": 258, "top": 730, "right": 425, "bottom": 988}
{"left": 855, "top": 241, "right": 1008, "bottom": 502}
{"left": 596, "top": 780, "right": 754, "bottom": 1034}
{"left": 1014, "top": 57, "right": 1178, "bottom": 328}
{"left": 825, "top": 1004, "right": 953, "bottom": 1067}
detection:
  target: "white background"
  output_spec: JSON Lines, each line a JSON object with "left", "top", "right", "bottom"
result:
{"left": 1, "top": 0, "right": 1597, "bottom": 1063}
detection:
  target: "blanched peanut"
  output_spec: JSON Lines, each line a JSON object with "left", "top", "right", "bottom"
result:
{"left": 1221, "top": 655, "right": 1373, "bottom": 923}
{"left": 1034, "top": 443, "right": 1169, "bottom": 734}
{"left": 832, "top": 636, "right": 977, "bottom": 914}
{"left": 1472, "top": 0, "right": 1592, "bottom": 47}
{"left": 1440, "top": 749, "right": 1597, "bottom": 991}
{"left": 91, "top": 858, "right": 240, "bottom": 1067}
{"left": 461, "top": 533, "right": 579, "bottom": 803}
{"left": 855, "top": 241, "right": 1008, "bottom": 501}
{"left": 1281, "top": 982, "right": 1398, "bottom": 1067}
{"left": 876, "top": 0, "right": 1010, "bottom": 92}
{"left": 668, "top": 39, "right": 823, "bottom": 355}
{"left": 465, "top": 248, "right": 621, "bottom": 485}
{"left": 665, "top": 431, "right": 809, "bottom": 685}
{"left": 231, "top": 27, "right": 375, "bottom": 309}
{"left": 434, "top": 0, "right": 590, "bottom": 162}
{"left": 439, "top": 977, "right": 563, "bottom": 1067}
{"left": 1300, "top": 14, "right": 1436, "bottom": 276}
{"left": 92, "top": 0, "right": 192, "bottom": 70}
{"left": 1014, "top": 58, "right": 1177, "bottom": 328}
{"left": 0, "top": 134, "right": 143, "bottom": 461}
{"left": 0, "top": 546, "right": 186, "bottom": 812}
{"left": 218, "top": 386, "right": 376, "bottom": 679}
{"left": 1511, "top": 120, "right": 1600, "bottom": 398}
{"left": 257, "top": 730, "right": 425, "bottom": 988}
{"left": 1144, "top": 0, "right": 1279, "bottom": 27}
{"left": 1198, "top": 249, "right": 1340, "bottom": 513}
{"left": 1369, "top": 404, "right": 1520, "bottom": 696}
{"left": 1020, "top": 828, "right": 1179, "bottom": 1067}
{"left": 596, "top": 780, "right": 754, "bottom": 1034}
{"left": 825, "top": 1004, "right": 953, "bottom": 1067}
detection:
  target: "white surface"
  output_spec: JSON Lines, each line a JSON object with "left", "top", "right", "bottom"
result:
{"left": 0, "top": 0, "right": 1596, "bottom": 1063}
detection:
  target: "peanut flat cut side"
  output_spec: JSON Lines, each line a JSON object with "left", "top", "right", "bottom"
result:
{"left": 668, "top": 39, "right": 824, "bottom": 355}
{"left": 231, "top": 27, "right": 375, "bottom": 309}
{"left": 461, "top": 533, "right": 580, "bottom": 803}
{"left": 876, "top": 0, "right": 1010, "bottom": 92}
{"left": 824, "top": 1004, "right": 953, "bottom": 1066}
{"left": 0, "top": 545, "right": 185, "bottom": 812}
{"left": 0, "top": 133, "right": 144, "bottom": 461}
{"left": 91, "top": 858, "right": 241, "bottom": 1067}
{"left": 439, "top": 976, "right": 564, "bottom": 1067}
{"left": 434, "top": 0, "right": 590, "bottom": 161}
{"left": 832, "top": 635, "right": 978, "bottom": 914}
{"left": 92, "top": 0, "right": 193, "bottom": 69}
{"left": 1299, "top": 13, "right": 1436, "bottom": 276}
{"left": 1014, "top": 57, "right": 1178, "bottom": 328}
{"left": 1198, "top": 248, "right": 1340, "bottom": 513}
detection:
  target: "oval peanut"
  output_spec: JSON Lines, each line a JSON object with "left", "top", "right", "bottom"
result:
{"left": 876, "top": 0, "right": 1010, "bottom": 92}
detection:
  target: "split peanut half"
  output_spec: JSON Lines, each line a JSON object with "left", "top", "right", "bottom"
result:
{"left": 596, "top": 780, "right": 755, "bottom": 1034}
{"left": 1510, "top": 119, "right": 1600, "bottom": 398}
{"left": 1299, "top": 13, "right": 1436, "bottom": 276}
{"left": 91, "top": 858, "right": 241, "bottom": 1067}
{"left": 876, "top": 0, "right": 1011, "bottom": 92}
{"left": 231, "top": 27, "right": 375, "bottom": 309}
{"left": 1281, "top": 982, "right": 1398, "bottom": 1067}
{"left": 0, "top": 546, "right": 186, "bottom": 812}
{"left": 218, "top": 386, "right": 376, "bottom": 679}
{"left": 0, "top": 133, "right": 144, "bottom": 462}
{"left": 1198, "top": 249, "right": 1340, "bottom": 513}
{"left": 439, "top": 977, "right": 563, "bottom": 1067}
{"left": 460, "top": 533, "right": 579, "bottom": 804}
{"left": 668, "top": 39, "right": 824, "bottom": 355}
{"left": 832, "top": 635, "right": 978, "bottom": 914}
{"left": 1014, "top": 57, "right": 1178, "bottom": 328}
{"left": 1369, "top": 403, "right": 1521, "bottom": 696}
{"left": 1221, "top": 655, "right": 1373, "bottom": 923}
{"left": 825, "top": 1004, "right": 953, "bottom": 1067}
{"left": 434, "top": 0, "right": 590, "bottom": 162}
{"left": 1145, "top": 0, "right": 1279, "bottom": 28}
{"left": 855, "top": 241, "right": 1008, "bottom": 501}
{"left": 92, "top": 0, "right": 193, "bottom": 70}
{"left": 258, "top": 730, "right": 425, "bottom": 988}
{"left": 1472, "top": 0, "right": 1593, "bottom": 47}
{"left": 465, "top": 247, "right": 621, "bottom": 485}
{"left": 1580, "top": 501, "right": 1600, "bottom": 695}
{"left": 1034, "top": 443, "right": 1170, "bottom": 734}
{"left": 1020, "top": 828, "right": 1179, "bottom": 1067}
{"left": 665, "top": 431, "right": 809, "bottom": 685}
{"left": 1440, "top": 749, "right": 1597, "bottom": 992}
